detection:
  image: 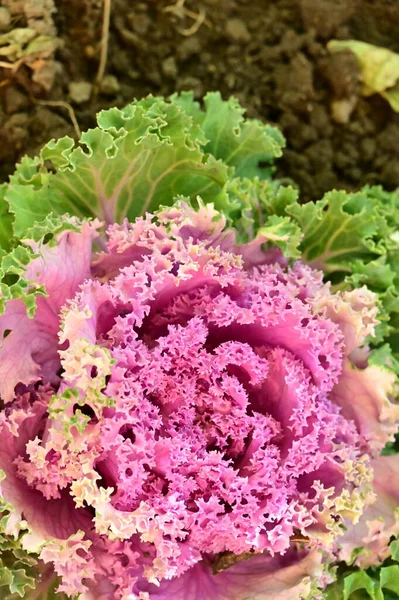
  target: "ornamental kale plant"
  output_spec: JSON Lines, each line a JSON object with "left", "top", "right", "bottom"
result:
{"left": 0, "top": 93, "right": 397, "bottom": 599}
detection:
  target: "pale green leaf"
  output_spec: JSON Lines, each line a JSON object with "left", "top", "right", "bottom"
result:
{"left": 328, "top": 40, "right": 399, "bottom": 112}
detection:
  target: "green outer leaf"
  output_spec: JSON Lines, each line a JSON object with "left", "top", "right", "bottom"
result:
{"left": 257, "top": 215, "right": 303, "bottom": 259}
{"left": 5, "top": 93, "right": 285, "bottom": 239}
{"left": 0, "top": 244, "right": 46, "bottom": 317}
{"left": 380, "top": 566, "right": 399, "bottom": 595}
{"left": 0, "top": 481, "right": 38, "bottom": 599}
{"left": 0, "top": 214, "right": 84, "bottom": 318}
{"left": 324, "top": 578, "right": 345, "bottom": 600}
{"left": 344, "top": 257, "right": 398, "bottom": 344}
{"left": 389, "top": 540, "right": 399, "bottom": 562}
{"left": 171, "top": 91, "right": 285, "bottom": 178}
{"left": 222, "top": 177, "right": 302, "bottom": 257}
{"left": 3, "top": 573, "right": 71, "bottom": 600}
{"left": 286, "top": 185, "right": 399, "bottom": 356}
{"left": 0, "top": 566, "right": 36, "bottom": 598}
{"left": 6, "top": 98, "right": 226, "bottom": 235}
{"left": 0, "top": 466, "right": 75, "bottom": 600}
{"left": 368, "top": 344, "right": 399, "bottom": 376}
{"left": 326, "top": 566, "right": 399, "bottom": 600}
{"left": 2, "top": 92, "right": 288, "bottom": 266}
{"left": 324, "top": 537, "right": 399, "bottom": 600}
{"left": 343, "top": 572, "right": 379, "bottom": 600}
{"left": 0, "top": 184, "right": 13, "bottom": 252}
{"left": 286, "top": 189, "right": 384, "bottom": 271}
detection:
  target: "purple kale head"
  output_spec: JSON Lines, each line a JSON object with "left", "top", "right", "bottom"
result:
{"left": 0, "top": 203, "right": 396, "bottom": 600}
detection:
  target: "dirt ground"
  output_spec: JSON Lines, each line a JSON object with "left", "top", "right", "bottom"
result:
{"left": 1, "top": 0, "right": 399, "bottom": 201}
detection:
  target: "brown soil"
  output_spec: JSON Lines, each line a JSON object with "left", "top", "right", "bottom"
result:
{"left": 1, "top": 0, "right": 399, "bottom": 201}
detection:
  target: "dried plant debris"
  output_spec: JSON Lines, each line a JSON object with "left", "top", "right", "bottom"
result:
{"left": 329, "top": 40, "right": 399, "bottom": 113}
{"left": 0, "top": 0, "right": 61, "bottom": 91}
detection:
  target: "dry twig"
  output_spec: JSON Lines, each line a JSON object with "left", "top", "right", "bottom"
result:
{"left": 96, "top": 0, "right": 112, "bottom": 84}
{"left": 31, "top": 98, "right": 81, "bottom": 138}
{"left": 163, "top": 0, "right": 210, "bottom": 36}
{"left": 0, "top": 58, "right": 24, "bottom": 74}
